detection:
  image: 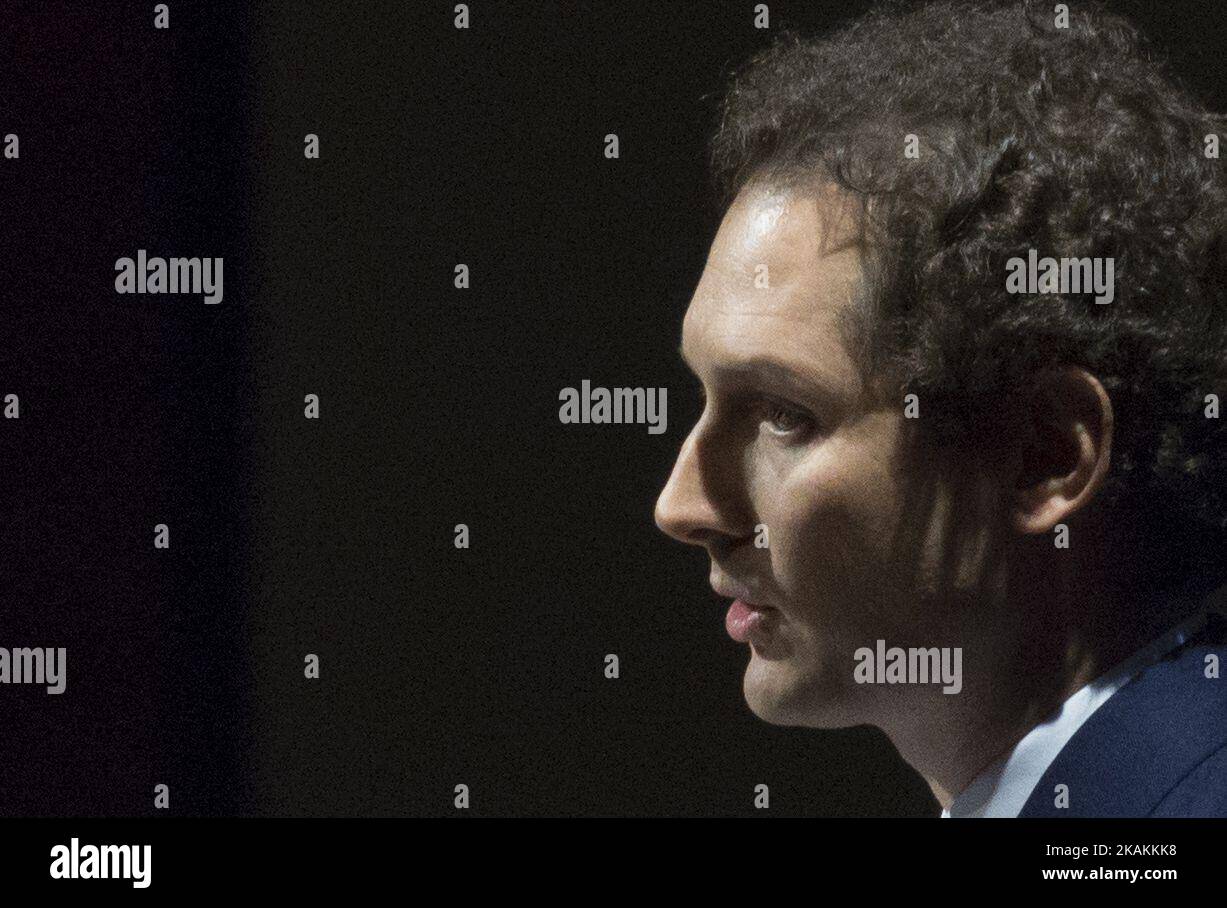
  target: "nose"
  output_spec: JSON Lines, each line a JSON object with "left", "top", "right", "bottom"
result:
{"left": 654, "top": 424, "right": 741, "bottom": 548}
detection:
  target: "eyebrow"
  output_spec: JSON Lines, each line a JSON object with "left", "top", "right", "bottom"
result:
{"left": 678, "top": 343, "right": 845, "bottom": 409}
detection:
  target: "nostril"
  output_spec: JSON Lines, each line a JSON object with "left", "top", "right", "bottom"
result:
{"left": 687, "top": 526, "right": 732, "bottom": 549}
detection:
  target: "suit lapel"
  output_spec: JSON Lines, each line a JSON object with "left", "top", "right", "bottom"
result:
{"left": 1019, "top": 633, "right": 1227, "bottom": 817}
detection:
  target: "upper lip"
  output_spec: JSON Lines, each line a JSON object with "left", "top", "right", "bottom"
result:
{"left": 710, "top": 572, "right": 774, "bottom": 608}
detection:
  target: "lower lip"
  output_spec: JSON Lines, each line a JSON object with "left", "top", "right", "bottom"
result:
{"left": 725, "top": 599, "right": 774, "bottom": 643}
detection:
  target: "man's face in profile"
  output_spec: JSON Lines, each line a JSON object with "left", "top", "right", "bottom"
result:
{"left": 656, "top": 185, "right": 983, "bottom": 730}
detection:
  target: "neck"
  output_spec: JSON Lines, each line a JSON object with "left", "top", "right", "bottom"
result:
{"left": 918, "top": 646, "right": 1103, "bottom": 811}
{"left": 886, "top": 568, "right": 1188, "bottom": 811}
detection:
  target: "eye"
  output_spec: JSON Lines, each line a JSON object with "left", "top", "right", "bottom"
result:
{"left": 762, "top": 399, "right": 815, "bottom": 439}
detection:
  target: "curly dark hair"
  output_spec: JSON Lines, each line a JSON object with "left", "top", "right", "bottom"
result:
{"left": 709, "top": 0, "right": 1227, "bottom": 589}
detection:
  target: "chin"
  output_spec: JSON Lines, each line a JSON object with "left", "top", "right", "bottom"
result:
{"left": 742, "top": 649, "right": 859, "bottom": 729}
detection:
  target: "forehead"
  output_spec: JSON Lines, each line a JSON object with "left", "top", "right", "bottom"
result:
{"left": 681, "top": 184, "right": 865, "bottom": 386}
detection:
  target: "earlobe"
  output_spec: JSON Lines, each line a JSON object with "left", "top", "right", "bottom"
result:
{"left": 1009, "top": 368, "right": 1114, "bottom": 535}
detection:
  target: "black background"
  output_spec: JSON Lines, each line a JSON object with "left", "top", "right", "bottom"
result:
{"left": 3, "top": 0, "right": 1225, "bottom": 817}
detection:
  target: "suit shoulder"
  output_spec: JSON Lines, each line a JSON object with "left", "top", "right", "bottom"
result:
{"left": 1152, "top": 740, "right": 1227, "bottom": 817}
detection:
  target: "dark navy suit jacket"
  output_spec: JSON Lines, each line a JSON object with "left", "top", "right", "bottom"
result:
{"left": 1019, "top": 615, "right": 1227, "bottom": 817}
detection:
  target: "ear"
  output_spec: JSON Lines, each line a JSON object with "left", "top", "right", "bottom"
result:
{"left": 1010, "top": 366, "right": 1114, "bottom": 535}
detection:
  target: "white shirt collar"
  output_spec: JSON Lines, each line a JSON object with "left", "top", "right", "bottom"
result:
{"left": 941, "top": 602, "right": 1215, "bottom": 818}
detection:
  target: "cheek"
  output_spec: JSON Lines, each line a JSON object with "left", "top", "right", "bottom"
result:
{"left": 759, "top": 431, "right": 908, "bottom": 602}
